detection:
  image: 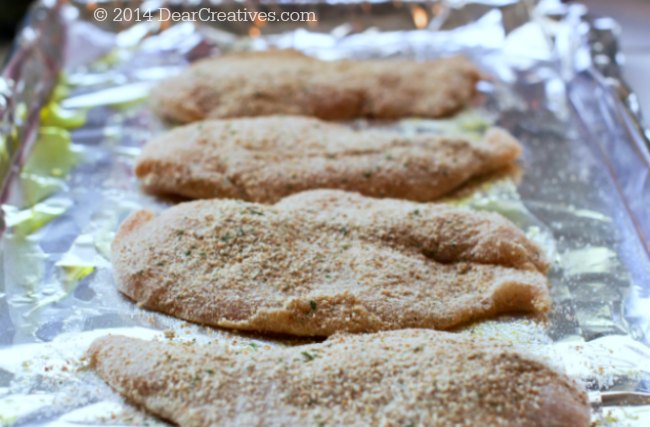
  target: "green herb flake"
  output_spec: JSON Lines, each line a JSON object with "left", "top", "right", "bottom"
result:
{"left": 309, "top": 300, "right": 317, "bottom": 312}
{"left": 301, "top": 351, "right": 316, "bottom": 362}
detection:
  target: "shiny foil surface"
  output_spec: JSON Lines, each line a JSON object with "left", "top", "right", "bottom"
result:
{"left": 1, "top": 0, "right": 649, "bottom": 425}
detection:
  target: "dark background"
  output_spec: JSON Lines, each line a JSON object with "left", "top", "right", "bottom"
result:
{"left": 0, "top": 1, "right": 33, "bottom": 40}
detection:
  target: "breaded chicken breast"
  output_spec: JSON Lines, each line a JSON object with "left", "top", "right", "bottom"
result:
{"left": 112, "top": 190, "right": 549, "bottom": 337}
{"left": 150, "top": 50, "right": 481, "bottom": 122}
{"left": 87, "top": 330, "right": 590, "bottom": 427}
{"left": 135, "top": 116, "right": 520, "bottom": 203}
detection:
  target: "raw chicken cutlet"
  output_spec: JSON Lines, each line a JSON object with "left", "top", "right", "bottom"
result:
{"left": 87, "top": 329, "right": 590, "bottom": 427}
{"left": 150, "top": 50, "right": 481, "bottom": 122}
{"left": 135, "top": 116, "right": 521, "bottom": 203}
{"left": 112, "top": 190, "right": 550, "bottom": 336}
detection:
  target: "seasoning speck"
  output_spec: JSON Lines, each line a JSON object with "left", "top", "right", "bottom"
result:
{"left": 301, "top": 351, "right": 316, "bottom": 362}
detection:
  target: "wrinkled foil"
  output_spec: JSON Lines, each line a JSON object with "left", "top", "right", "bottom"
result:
{"left": 1, "top": 0, "right": 650, "bottom": 425}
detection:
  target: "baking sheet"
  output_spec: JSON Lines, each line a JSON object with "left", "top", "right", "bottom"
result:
{"left": 1, "top": 0, "right": 650, "bottom": 425}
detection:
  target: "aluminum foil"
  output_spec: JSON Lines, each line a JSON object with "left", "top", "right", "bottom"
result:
{"left": 1, "top": 0, "right": 650, "bottom": 425}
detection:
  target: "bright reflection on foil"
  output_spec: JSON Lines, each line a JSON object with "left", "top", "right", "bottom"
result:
{"left": 410, "top": 5, "right": 429, "bottom": 29}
